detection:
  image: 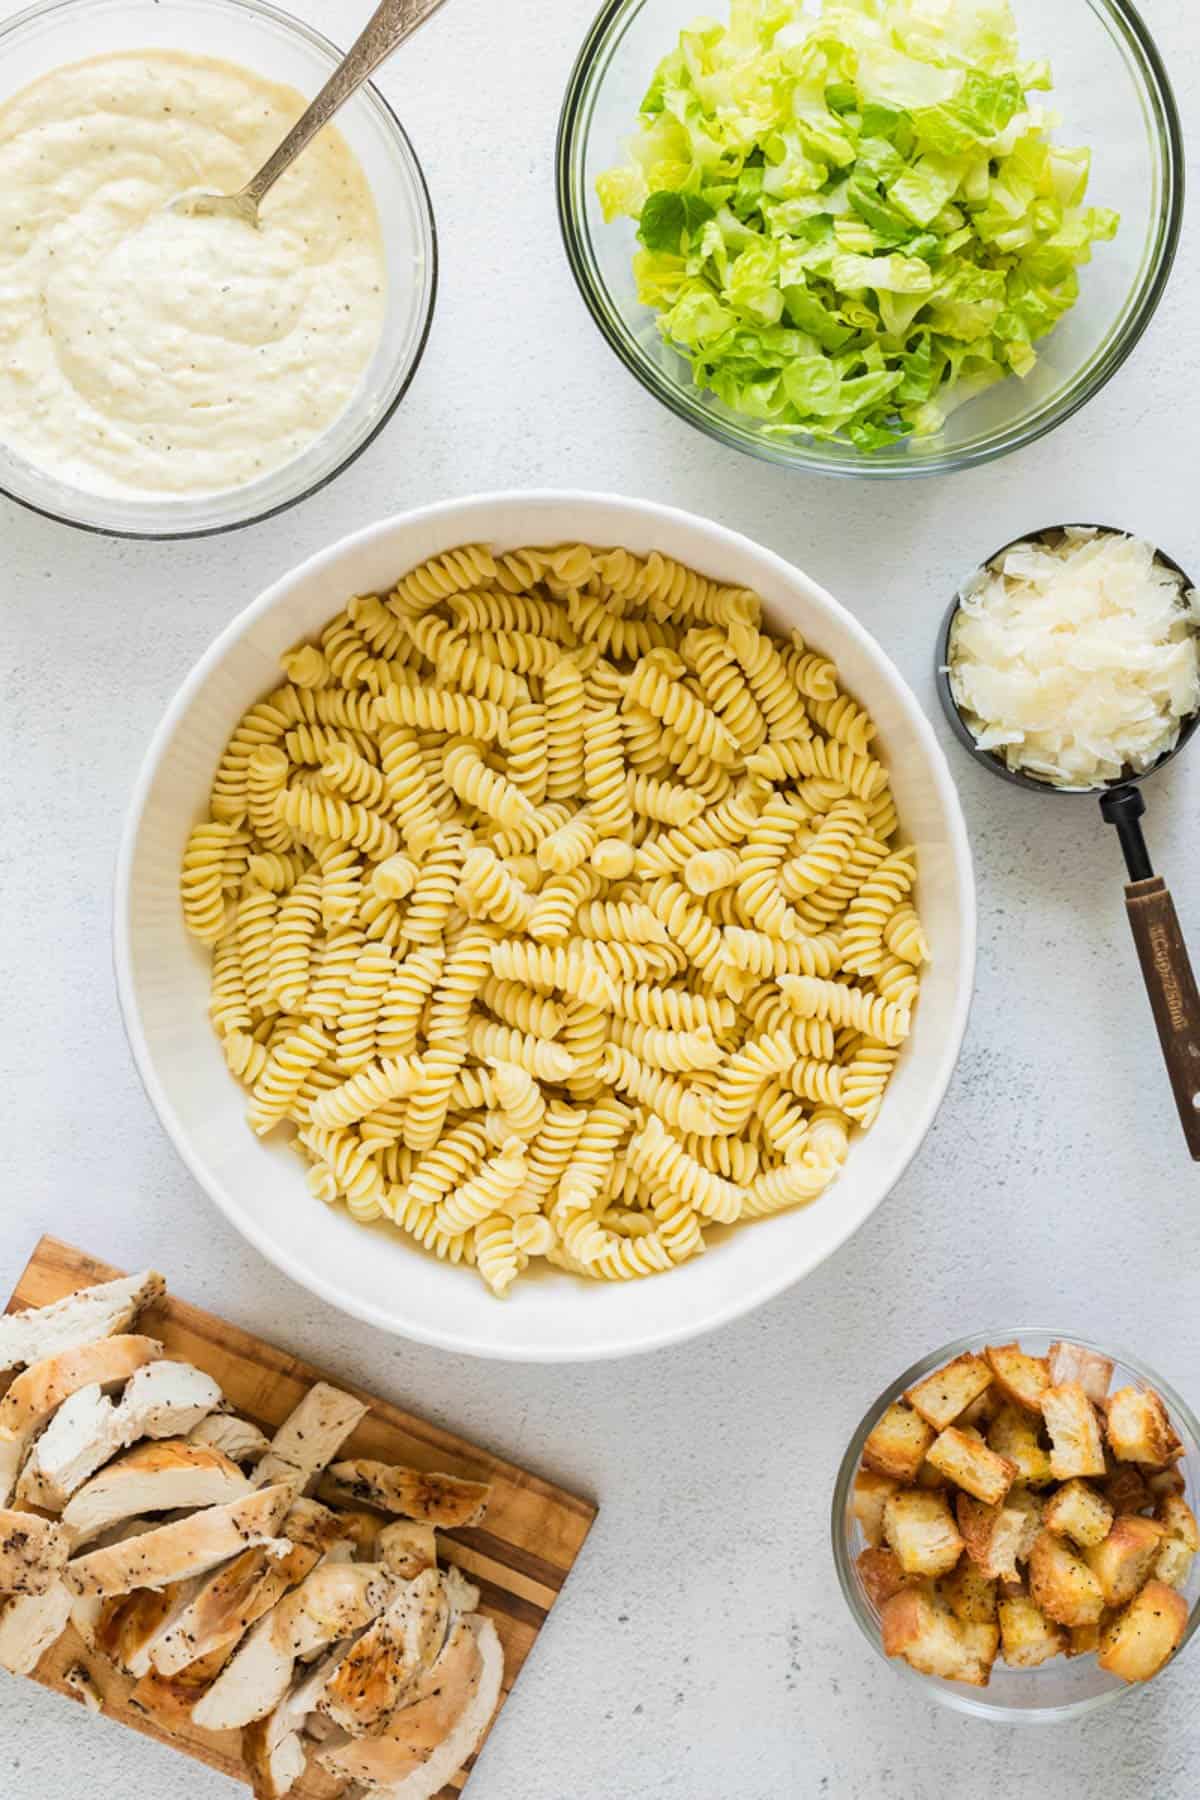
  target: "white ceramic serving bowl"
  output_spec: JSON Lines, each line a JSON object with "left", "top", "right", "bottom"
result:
{"left": 116, "top": 492, "right": 976, "bottom": 1360}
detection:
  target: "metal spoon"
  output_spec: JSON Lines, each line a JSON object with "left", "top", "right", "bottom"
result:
{"left": 172, "top": 0, "right": 448, "bottom": 226}
{"left": 936, "top": 522, "right": 1200, "bottom": 1159}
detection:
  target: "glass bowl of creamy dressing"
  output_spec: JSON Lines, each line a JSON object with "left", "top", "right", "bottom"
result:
{"left": 0, "top": 0, "right": 437, "bottom": 536}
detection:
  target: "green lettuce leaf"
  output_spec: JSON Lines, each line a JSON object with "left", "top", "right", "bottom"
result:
{"left": 598, "top": 0, "right": 1118, "bottom": 450}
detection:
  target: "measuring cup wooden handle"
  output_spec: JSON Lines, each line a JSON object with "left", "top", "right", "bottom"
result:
{"left": 1124, "top": 876, "right": 1200, "bottom": 1159}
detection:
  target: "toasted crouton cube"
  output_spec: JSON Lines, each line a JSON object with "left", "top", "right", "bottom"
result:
{"left": 880, "top": 1588, "right": 996, "bottom": 1686}
{"left": 956, "top": 1494, "right": 1027, "bottom": 1582}
{"left": 855, "top": 1547, "right": 911, "bottom": 1609}
{"left": 959, "top": 1387, "right": 998, "bottom": 1432}
{"left": 1104, "top": 1388, "right": 1183, "bottom": 1469}
{"left": 851, "top": 1468, "right": 898, "bottom": 1546}
{"left": 1008, "top": 1488, "right": 1044, "bottom": 1564}
{"left": 988, "top": 1404, "right": 1053, "bottom": 1487}
{"left": 940, "top": 1559, "right": 998, "bottom": 1625}
{"left": 1028, "top": 1529, "right": 1105, "bottom": 1627}
{"left": 960, "top": 1621, "right": 1001, "bottom": 1676}
{"left": 905, "top": 1354, "right": 993, "bottom": 1432}
{"left": 1067, "top": 1622, "right": 1101, "bottom": 1658}
{"left": 1042, "top": 1383, "right": 1106, "bottom": 1480}
{"left": 926, "top": 1426, "right": 1017, "bottom": 1506}
{"left": 1145, "top": 1465, "right": 1186, "bottom": 1503}
{"left": 998, "top": 1588, "right": 1067, "bottom": 1668}
{"left": 1042, "top": 1479, "right": 1114, "bottom": 1549}
{"left": 1048, "top": 1341, "right": 1114, "bottom": 1405}
{"left": 863, "top": 1403, "right": 935, "bottom": 1484}
{"left": 1102, "top": 1463, "right": 1152, "bottom": 1516}
{"left": 1097, "top": 1580, "right": 1188, "bottom": 1683}
{"left": 883, "top": 1489, "right": 964, "bottom": 1578}
{"left": 1154, "top": 1494, "right": 1199, "bottom": 1590}
{"left": 1085, "top": 1515, "right": 1166, "bottom": 1607}
{"left": 985, "top": 1343, "right": 1050, "bottom": 1414}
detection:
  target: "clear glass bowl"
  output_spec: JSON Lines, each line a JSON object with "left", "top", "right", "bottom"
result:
{"left": 831, "top": 1330, "right": 1200, "bottom": 1720}
{"left": 0, "top": 0, "right": 437, "bottom": 537}
{"left": 557, "top": 0, "right": 1183, "bottom": 478}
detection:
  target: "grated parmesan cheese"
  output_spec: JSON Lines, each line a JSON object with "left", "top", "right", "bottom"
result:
{"left": 947, "top": 529, "right": 1200, "bottom": 790}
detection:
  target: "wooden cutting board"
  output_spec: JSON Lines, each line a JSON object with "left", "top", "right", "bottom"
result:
{"left": 4, "top": 1236, "right": 597, "bottom": 1799}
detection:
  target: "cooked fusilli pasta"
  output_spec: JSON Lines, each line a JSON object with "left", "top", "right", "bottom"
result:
{"left": 184, "top": 542, "right": 923, "bottom": 1293}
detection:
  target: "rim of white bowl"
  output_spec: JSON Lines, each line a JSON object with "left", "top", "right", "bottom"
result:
{"left": 114, "top": 491, "right": 977, "bottom": 1359}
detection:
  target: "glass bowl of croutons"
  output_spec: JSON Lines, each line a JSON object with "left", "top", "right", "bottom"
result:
{"left": 832, "top": 1332, "right": 1200, "bottom": 1720}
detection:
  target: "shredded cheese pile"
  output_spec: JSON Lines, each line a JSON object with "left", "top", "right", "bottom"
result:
{"left": 948, "top": 530, "right": 1200, "bottom": 790}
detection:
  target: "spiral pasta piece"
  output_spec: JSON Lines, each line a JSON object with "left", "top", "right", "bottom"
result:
{"left": 556, "top": 1097, "right": 632, "bottom": 1214}
{"left": 266, "top": 869, "right": 323, "bottom": 1010}
{"left": 474, "top": 1216, "right": 522, "bottom": 1297}
{"left": 782, "top": 635, "right": 838, "bottom": 702}
{"left": 439, "top": 1138, "right": 528, "bottom": 1234}
{"left": 721, "top": 927, "right": 842, "bottom": 980}
{"left": 310, "top": 1051, "right": 425, "bottom": 1132}
{"left": 304, "top": 927, "right": 366, "bottom": 1023}
{"left": 624, "top": 771, "right": 706, "bottom": 827}
{"left": 709, "top": 1029, "right": 797, "bottom": 1131}
{"left": 466, "top": 1018, "right": 575, "bottom": 1082}
{"left": 543, "top": 658, "right": 587, "bottom": 802}
{"left": 182, "top": 821, "right": 242, "bottom": 942}
{"left": 320, "top": 740, "right": 388, "bottom": 812}
{"left": 601, "top": 1044, "right": 717, "bottom": 1136}
{"left": 388, "top": 544, "right": 497, "bottom": 615}
{"left": 682, "top": 627, "right": 769, "bottom": 754}
{"left": 839, "top": 847, "right": 918, "bottom": 977}
{"left": 403, "top": 835, "right": 467, "bottom": 945}
{"left": 607, "top": 1017, "right": 723, "bottom": 1072}
{"left": 527, "top": 865, "right": 601, "bottom": 943}
{"left": 735, "top": 795, "right": 805, "bottom": 939}
{"left": 210, "top": 932, "right": 252, "bottom": 1037}
{"left": 627, "top": 1114, "right": 742, "bottom": 1224}
{"left": 882, "top": 901, "right": 930, "bottom": 968}
{"left": 779, "top": 797, "right": 866, "bottom": 902}
{"left": 335, "top": 945, "right": 395, "bottom": 1070}
{"left": 448, "top": 588, "right": 574, "bottom": 640}
{"left": 683, "top": 849, "right": 740, "bottom": 896}
{"left": 536, "top": 806, "right": 596, "bottom": 875}
{"left": 749, "top": 1080, "right": 810, "bottom": 1159}
{"left": 402, "top": 1044, "right": 465, "bottom": 1152}
{"left": 276, "top": 784, "right": 399, "bottom": 861}
{"left": 623, "top": 650, "right": 738, "bottom": 767}
{"left": 299, "top": 1124, "right": 383, "bottom": 1205}
{"left": 575, "top": 899, "right": 666, "bottom": 945}
{"left": 443, "top": 741, "right": 535, "bottom": 831}
{"left": 406, "top": 615, "right": 530, "bottom": 710}
{"left": 582, "top": 702, "right": 633, "bottom": 843}
{"left": 778, "top": 975, "right": 911, "bottom": 1047}
{"left": 379, "top": 683, "right": 508, "bottom": 746}
{"left": 235, "top": 883, "right": 279, "bottom": 1014}
{"left": 480, "top": 977, "right": 566, "bottom": 1040}
{"left": 457, "top": 846, "right": 534, "bottom": 932}
{"left": 503, "top": 701, "right": 548, "bottom": 804}
{"left": 246, "top": 849, "right": 308, "bottom": 893}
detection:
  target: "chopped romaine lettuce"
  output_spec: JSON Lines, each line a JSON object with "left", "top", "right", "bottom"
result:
{"left": 598, "top": 0, "right": 1117, "bottom": 449}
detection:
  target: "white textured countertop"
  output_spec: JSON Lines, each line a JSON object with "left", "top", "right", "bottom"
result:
{"left": 3, "top": 1, "right": 1200, "bottom": 1795}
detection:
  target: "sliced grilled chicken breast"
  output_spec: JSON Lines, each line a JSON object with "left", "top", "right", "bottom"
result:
{"left": 318, "top": 1569, "right": 450, "bottom": 1737}
{"left": 20, "top": 1361, "right": 222, "bottom": 1510}
{"left": 188, "top": 1411, "right": 270, "bottom": 1468}
{"left": 317, "top": 1460, "right": 490, "bottom": 1529}
{"left": 372, "top": 1617, "right": 504, "bottom": 1800}
{"left": 151, "top": 1502, "right": 352, "bottom": 1677}
{"left": 63, "top": 1441, "right": 251, "bottom": 1544}
{"left": 0, "top": 1337, "right": 164, "bottom": 1447}
{"left": 377, "top": 1522, "right": 438, "bottom": 1581}
{"left": 0, "top": 1271, "right": 164, "bottom": 1375}
{"left": 192, "top": 1562, "right": 394, "bottom": 1731}
{"left": 252, "top": 1384, "right": 368, "bottom": 1495}
{"left": 0, "top": 1578, "right": 74, "bottom": 1674}
{"left": 65, "top": 1483, "right": 293, "bottom": 1598}
{"left": 0, "top": 1508, "right": 71, "bottom": 1595}
{"left": 317, "top": 1618, "right": 481, "bottom": 1787}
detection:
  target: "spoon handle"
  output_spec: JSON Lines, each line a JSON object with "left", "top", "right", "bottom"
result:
{"left": 242, "top": 0, "right": 448, "bottom": 210}
{"left": 1123, "top": 876, "right": 1200, "bottom": 1159}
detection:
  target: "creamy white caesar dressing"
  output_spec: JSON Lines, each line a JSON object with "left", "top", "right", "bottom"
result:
{"left": 0, "top": 51, "right": 387, "bottom": 498}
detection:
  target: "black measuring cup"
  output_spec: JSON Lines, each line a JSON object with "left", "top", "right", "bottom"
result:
{"left": 936, "top": 523, "right": 1200, "bottom": 1160}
